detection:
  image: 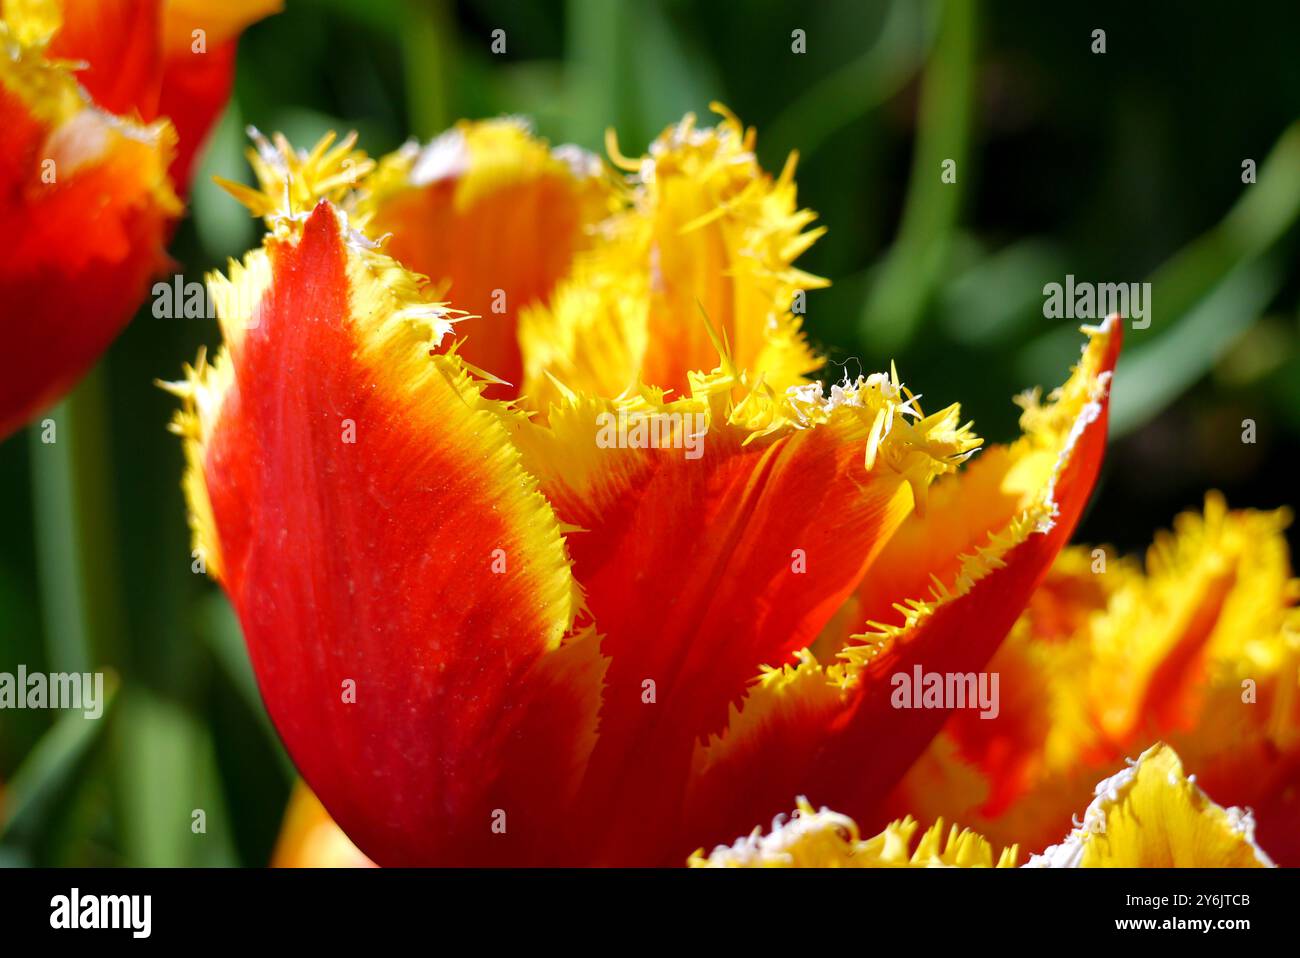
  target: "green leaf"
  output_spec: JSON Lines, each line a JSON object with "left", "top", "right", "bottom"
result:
{"left": 0, "top": 673, "right": 119, "bottom": 851}
{"left": 767, "top": 0, "right": 937, "bottom": 160}
{"left": 859, "top": 0, "right": 978, "bottom": 355}
{"left": 1109, "top": 258, "right": 1283, "bottom": 436}
{"left": 114, "top": 688, "right": 239, "bottom": 867}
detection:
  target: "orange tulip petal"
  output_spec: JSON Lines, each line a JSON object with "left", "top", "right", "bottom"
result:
{"left": 272, "top": 781, "right": 375, "bottom": 868}
{"left": 39, "top": 0, "right": 164, "bottom": 119}
{"left": 361, "top": 119, "right": 614, "bottom": 397}
{"left": 160, "top": 0, "right": 282, "bottom": 53}
{"left": 155, "top": 38, "right": 235, "bottom": 191}
{"left": 157, "top": 0, "right": 282, "bottom": 190}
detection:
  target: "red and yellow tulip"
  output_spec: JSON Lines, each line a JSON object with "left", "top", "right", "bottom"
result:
{"left": 691, "top": 744, "right": 1274, "bottom": 868}
{"left": 166, "top": 107, "right": 1293, "bottom": 867}
{"left": 0, "top": 0, "right": 277, "bottom": 438}
{"left": 886, "top": 493, "right": 1300, "bottom": 864}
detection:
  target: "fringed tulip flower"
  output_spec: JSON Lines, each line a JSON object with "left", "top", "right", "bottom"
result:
{"left": 167, "top": 113, "right": 1126, "bottom": 867}
{"left": 0, "top": 0, "right": 276, "bottom": 438}
{"left": 690, "top": 796, "right": 1020, "bottom": 868}
{"left": 692, "top": 744, "right": 1274, "bottom": 868}
{"left": 885, "top": 494, "right": 1300, "bottom": 863}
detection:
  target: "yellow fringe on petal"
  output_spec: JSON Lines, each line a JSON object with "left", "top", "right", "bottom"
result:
{"left": 836, "top": 317, "right": 1120, "bottom": 681}
{"left": 689, "top": 796, "right": 1017, "bottom": 868}
{"left": 522, "top": 104, "right": 828, "bottom": 409}
{"left": 511, "top": 344, "right": 981, "bottom": 510}
{"left": 1025, "top": 744, "right": 1274, "bottom": 867}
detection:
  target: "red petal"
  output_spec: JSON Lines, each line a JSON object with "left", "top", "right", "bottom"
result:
{"left": 508, "top": 370, "right": 979, "bottom": 863}
{"left": 44, "top": 0, "right": 164, "bottom": 119}
{"left": 0, "top": 45, "right": 177, "bottom": 437}
{"left": 683, "top": 319, "right": 1123, "bottom": 856}
{"left": 156, "top": 39, "right": 236, "bottom": 192}
{"left": 183, "top": 202, "right": 580, "bottom": 864}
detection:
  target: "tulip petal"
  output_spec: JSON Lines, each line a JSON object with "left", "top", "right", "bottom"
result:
{"left": 166, "top": 179, "right": 582, "bottom": 863}
{"left": 160, "top": 0, "right": 282, "bottom": 52}
{"left": 358, "top": 119, "right": 614, "bottom": 397}
{"left": 157, "top": 2, "right": 282, "bottom": 190}
{"left": 24, "top": 0, "right": 280, "bottom": 192}
{"left": 507, "top": 358, "right": 980, "bottom": 863}
{"left": 683, "top": 317, "right": 1121, "bottom": 855}
{"left": 38, "top": 0, "right": 164, "bottom": 119}
{"left": 1025, "top": 744, "right": 1274, "bottom": 867}
{"left": 892, "top": 494, "right": 1300, "bottom": 861}
{"left": 1, "top": 28, "right": 178, "bottom": 436}
{"left": 521, "top": 105, "right": 826, "bottom": 409}
{"left": 689, "top": 796, "right": 1017, "bottom": 868}
{"left": 272, "top": 781, "right": 375, "bottom": 868}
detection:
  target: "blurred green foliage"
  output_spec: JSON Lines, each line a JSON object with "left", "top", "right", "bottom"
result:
{"left": 2, "top": 0, "right": 1298, "bottom": 865}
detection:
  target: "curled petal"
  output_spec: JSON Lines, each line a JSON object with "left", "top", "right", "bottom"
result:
{"left": 1026, "top": 744, "right": 1274, "bottom": 867}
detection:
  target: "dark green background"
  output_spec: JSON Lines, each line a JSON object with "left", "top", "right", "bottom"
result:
{"left": 2, "top": 0, "right": 1298, "bottom": 865}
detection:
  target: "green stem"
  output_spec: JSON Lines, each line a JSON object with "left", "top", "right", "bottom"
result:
{"left": 859, "top": 0, "right": 978, "bottom": 355}
{"left": 565, "top": 0, "right": 628, "bottom": 149}
{"left": 28, "top": 368, "right": 125, "bottom": 675}
{"left": 403, "top": 0, "right": 453, "bottom": 139}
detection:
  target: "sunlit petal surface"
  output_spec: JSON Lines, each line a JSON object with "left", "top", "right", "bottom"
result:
{"left": 1025, "top": 744, "right": 1275, "bottom": 867}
